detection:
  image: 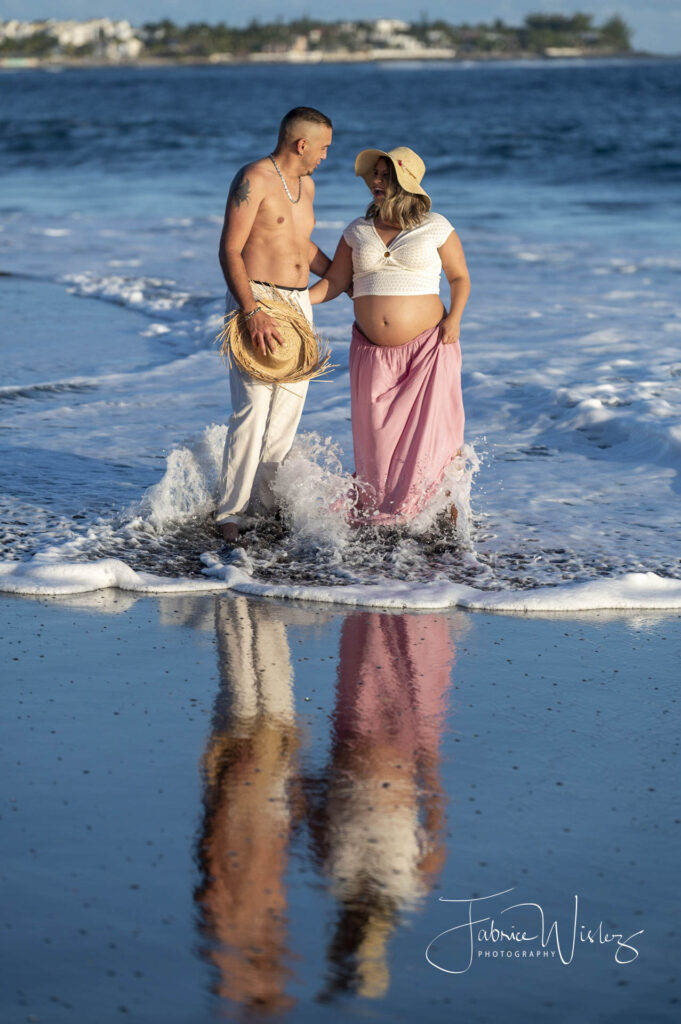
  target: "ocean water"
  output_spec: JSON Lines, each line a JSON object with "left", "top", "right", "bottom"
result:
{"left": 1, "top": 59, "right": 681, "bottom": 610}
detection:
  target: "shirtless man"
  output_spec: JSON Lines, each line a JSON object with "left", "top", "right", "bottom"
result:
{"left": 215, "top": 107, "right": 333, "bottom": 543}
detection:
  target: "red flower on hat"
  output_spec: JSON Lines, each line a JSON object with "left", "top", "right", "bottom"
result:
{"left": 398, "top": 160, "right": 403, "bottom": 166}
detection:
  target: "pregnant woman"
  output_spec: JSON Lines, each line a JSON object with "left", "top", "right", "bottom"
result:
{"left": 309, "top": 146, "right": 470, "bottom": 524}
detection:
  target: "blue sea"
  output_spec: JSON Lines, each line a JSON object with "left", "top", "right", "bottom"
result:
{"left": 1, "top": 58, "right": 681, "bottom": 608}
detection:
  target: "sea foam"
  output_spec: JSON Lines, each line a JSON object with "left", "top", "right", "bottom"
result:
{"left": 2, "top": 555, "right": 681, "bottom": 613}
{"left": 62, "top": 272, "right": 200, "bottom": 317}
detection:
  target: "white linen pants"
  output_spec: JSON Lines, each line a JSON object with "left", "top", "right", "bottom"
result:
{"left": 215, "top": 282, "right": 311, "bottom": 527}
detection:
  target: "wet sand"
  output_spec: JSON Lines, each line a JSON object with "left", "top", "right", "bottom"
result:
{"left": 2, "top": 592, "right": 679, "bottom": 1023}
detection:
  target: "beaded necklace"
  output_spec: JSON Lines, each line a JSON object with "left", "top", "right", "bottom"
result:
{"left": 268, "top": 154, "right": 302, "bottom": 204}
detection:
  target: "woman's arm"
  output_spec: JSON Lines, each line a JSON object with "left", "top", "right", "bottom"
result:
{"left": 309, "top": 237, "right": 353, "bottom": 305}
{"left": 438, "top": 231, "right": 471, "bottom": 345}
{"left": 308, "top": 241, "right": 332, "bottom": 279}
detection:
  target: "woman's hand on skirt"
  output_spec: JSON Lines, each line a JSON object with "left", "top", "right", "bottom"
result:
{"left": 440, "top": 314, "right": 461, "bottom": 345}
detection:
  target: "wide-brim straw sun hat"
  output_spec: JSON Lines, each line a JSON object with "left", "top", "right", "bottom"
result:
{"left": 217, "top": 291, "right": 333, "bottom": 386}
{"left": 354, "top": 146, "right": 430, "bottom": 202}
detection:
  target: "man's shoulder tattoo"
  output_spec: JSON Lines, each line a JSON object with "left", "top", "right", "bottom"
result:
{"left": 229, "top": 168, "right": 251, "bottom": 208}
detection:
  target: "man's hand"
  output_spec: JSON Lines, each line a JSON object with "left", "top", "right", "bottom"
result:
{"left": 246, "top": 309, "right": 284, "bottom": 356}
{"left": 440, "top": 313, "right": 461, "bottom": 345}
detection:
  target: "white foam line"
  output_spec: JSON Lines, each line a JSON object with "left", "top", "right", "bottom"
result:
{"left": 204, "top": 565, "right": 681, "bottom": 612}
{"left": 0, "top": 559, "right": 231, "bottom": 596}
{"left": 2, "top": 558, "right": 680, "bottom": 613}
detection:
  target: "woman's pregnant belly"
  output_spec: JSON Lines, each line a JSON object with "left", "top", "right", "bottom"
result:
{"left": 354, "top": 295, "right": 445, "bottom": 347}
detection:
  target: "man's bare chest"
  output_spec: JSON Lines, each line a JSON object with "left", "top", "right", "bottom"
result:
{"left": 255, "top": 194, "right": 315, "bottom": 242}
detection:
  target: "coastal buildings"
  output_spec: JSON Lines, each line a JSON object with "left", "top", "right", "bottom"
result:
{"left": 0, "top": 18, "right": 143, "bottom": 61}
{"left": 0, "top": 15, "right": 633, "bottom": 66}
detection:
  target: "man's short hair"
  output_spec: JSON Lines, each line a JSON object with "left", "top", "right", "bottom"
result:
{"left": 278, "top": 106, "right": 333, "bottom": 145}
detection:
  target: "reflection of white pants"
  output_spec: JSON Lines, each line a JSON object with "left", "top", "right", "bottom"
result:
{"left": 214, "top": 597, "right": 294, "bottom": 723}
{"left": 215, "top": 282, "right": 311, "bottom": 527}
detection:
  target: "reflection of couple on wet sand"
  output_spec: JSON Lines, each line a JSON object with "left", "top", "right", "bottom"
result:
{"left": 215, "top": 107, "right": 470, "bottom": 544}
{"left": 194, "top": 597, "right": 456, "bottom": 1012}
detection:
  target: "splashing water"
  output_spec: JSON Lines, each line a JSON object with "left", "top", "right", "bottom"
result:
{"left": 238, "top": 433, "right": 484, "bottom": 588}
{"left": 29, "top": 427, "right": 480, "bottom": 589}
{"left": 15, "top": 425, "right": 229, "bottom": 580}
{"left": 10, "top": 417, "right": 677, "bottom": 597}
{"left": 139, "top": 424, "right": 226, "bottom": 531}
{"left": 275, "top": 433, "right": 357, "bottom": 554}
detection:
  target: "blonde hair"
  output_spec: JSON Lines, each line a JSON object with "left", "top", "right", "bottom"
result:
{"left": 365, "top": 158, "right": 431, "bottom": 230}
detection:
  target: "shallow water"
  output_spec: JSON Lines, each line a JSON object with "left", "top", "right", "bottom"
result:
{"left": 1, "top": 60, "right": 680, "bottom": 608}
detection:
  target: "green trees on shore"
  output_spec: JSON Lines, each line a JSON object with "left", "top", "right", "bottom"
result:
{"left": 0, "top": 13, "right": 634, "bottom": 61}
{"left": 137, "top": 13, "right": 632, "bottom": 58}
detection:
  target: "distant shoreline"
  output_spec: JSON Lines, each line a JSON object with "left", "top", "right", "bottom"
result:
{"left": 0, "top": 50, "right": 669, "bottom": 71}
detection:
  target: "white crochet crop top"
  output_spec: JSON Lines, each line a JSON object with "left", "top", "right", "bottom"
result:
{"left": 342, "top": 212, "right": 454, "bottom": 298}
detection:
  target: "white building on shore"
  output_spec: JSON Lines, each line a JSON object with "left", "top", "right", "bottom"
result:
{"left": 0, "top": 18, "right": 144, "bottom": 59}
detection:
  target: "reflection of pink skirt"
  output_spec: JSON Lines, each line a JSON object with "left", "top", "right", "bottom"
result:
{"left": 335, "top": 612, "right": 454, "bottom": 755}
{"left": 349, "top": 320, "right": 464, "bottom": 523}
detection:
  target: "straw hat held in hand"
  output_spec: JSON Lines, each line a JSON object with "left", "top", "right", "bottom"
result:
{"left": 218, "top": 293, "right": 333, "bottom": 386}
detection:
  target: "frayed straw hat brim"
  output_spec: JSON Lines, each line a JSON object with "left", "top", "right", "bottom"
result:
{"left": 216, "top": 291, "right": 334, "bottom": 386}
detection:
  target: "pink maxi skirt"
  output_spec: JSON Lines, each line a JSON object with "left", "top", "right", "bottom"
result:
{"left": 349, "top": 319, "right": 464, "bottom": 524}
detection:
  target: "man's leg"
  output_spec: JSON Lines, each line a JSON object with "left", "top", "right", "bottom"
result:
{"left": 254, "top": 287, "right": 313, "bottom": 512}
{"left": 215, "top": 283, "right": 277, "bottom": 541}
{"left": 216, "top": 284, "right": 314, "bottom": 531}
{"left": 215, "top": 361, "right": 273, "bottom": 536}
{"left": 255, "top": 379, "right": 309, "bottom": 511}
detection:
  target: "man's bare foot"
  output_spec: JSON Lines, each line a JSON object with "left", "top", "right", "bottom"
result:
{"left": 220, "top": 522, "right": 240, "bottom": 544}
